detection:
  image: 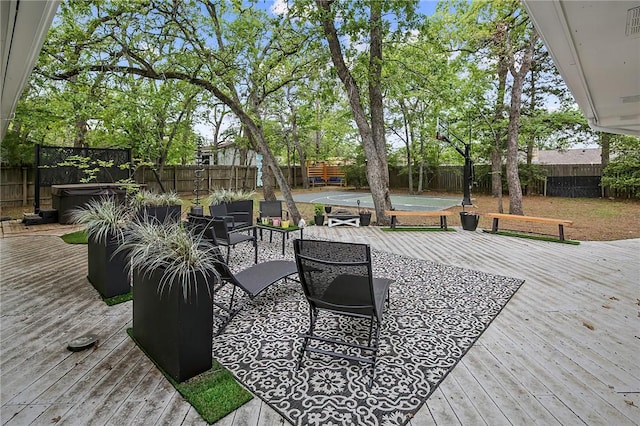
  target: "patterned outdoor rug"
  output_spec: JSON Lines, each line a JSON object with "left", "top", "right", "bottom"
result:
{"left": 213, "top": 239, "right": 524, "bottom": 426}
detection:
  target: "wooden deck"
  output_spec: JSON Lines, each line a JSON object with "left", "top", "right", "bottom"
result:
{"left": 1, "top": 223, "right": 638, "bottom": 425}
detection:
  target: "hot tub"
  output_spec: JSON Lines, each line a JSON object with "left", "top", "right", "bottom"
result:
{"left": 51, "top": 183, "right": 131, "bottom": 224}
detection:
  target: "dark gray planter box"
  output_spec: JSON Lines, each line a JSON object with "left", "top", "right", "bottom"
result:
{"left": 87, "top": 233, "right": 130, "bottom": 298}
{"left": 139, "top": 205, "right": 182, "bottom": 223}
{"left": 133, "top": 268, "right": 214, "bottom": 383}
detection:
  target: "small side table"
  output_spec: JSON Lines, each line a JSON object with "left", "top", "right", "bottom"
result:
{"left": 257, "top": 225, "right": 304, "bottom": 255}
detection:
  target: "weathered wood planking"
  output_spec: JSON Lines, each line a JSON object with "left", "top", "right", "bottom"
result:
{"left": 1, "top": 225, "right": 638, "bottom": 426}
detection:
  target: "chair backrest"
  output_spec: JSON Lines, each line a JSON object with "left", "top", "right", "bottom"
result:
{"left": 259, "top": 200, "right": 283, "bottom": 219}
{"left": 209, "top": 203, "right": 228, "bottom": 218}
{"left": 187, "top": 214, "right": 218, "bottom": 243}
{"left": 226, "top": 200, "right": 253, "bottom": 222}
{"left": 211, "top": 218, "right": 230, "bottom": 242}
{"left": 293, "top": 239, "right": 376, "bottom": 317}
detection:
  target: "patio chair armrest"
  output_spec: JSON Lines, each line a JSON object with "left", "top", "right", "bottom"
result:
{"left": 213, "top": 214, "right": 235, "bottom": 225}
{"left": 228, "top": 211, "right": 250, "bottom": 222}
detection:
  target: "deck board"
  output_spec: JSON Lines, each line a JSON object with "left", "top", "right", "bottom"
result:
{"left": 0, "top": 225, "right": 638, "bottom": 425}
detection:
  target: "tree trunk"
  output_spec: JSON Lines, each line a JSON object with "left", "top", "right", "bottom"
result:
{"left": 261, "top": 160, "right": 276, "bottom": 201}
{"left": 399, "top": 99, "right": 413, "bottom": 194}
{"left": 491, "top": 29, "right": 508, "bottom": 212}
{"left": 525, "top": 62, "right": 537, "bottom": 195}
{"left": 491, "top": 148, "right": 504, "bottom": 213}
{"left": 316, "top": 0, "right": 392, "bottom": 224}
{"left": 600, "top": 132, "right": 611, "bottom": 198}
{"left": 506, "top": 31, "right": 537, "bottom": 215}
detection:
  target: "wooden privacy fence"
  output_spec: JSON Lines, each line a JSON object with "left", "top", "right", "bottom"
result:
{"left": 134, "top": 165, "right": 258, "bottom": 194}
{"left": 1, "top": 163, "right": 633, "bottom": 210}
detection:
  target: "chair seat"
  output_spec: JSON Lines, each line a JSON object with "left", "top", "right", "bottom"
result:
{"left": 319, "top": 275, "right": 392, "bottom": 321}
{"left": 223, "top": 231, "right": 254, "bottom": 246}
{"left": 213, "top": 258, "right": 298, "bottom": 333}
{"left": 233, "top": 260, "right": 298, "bottom": 298}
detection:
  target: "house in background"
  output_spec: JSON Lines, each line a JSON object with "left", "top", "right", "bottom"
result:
{"left": 532, "top": 148, "right": 603, "bottom": 165}
{"left": 198, "top": 142, "right": 257, "bottom": 166}
{"left": 532, "top": 148, "right": 605, "bottom": 197}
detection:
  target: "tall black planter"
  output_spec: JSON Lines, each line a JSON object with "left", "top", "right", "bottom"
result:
{"left": 87, "top": 233, "right": 130, "bottom": 298}
{"left": 133, "top": 268, "right": 214, "bottom": 383}
{"left": 359, "top": 213, "right": 372, "bottom": 226}
{"left": 140, "top": 205, "right": 182, "bottom": 223}
{"left": 460, "top": 212, "right": 480, "bottom": 231}
{"left": 314, "top": 215, "right": 325, "bottom": 226}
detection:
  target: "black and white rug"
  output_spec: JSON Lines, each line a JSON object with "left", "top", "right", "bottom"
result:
{"left": 213, "top": 238, "right": 524, "bottom": 426}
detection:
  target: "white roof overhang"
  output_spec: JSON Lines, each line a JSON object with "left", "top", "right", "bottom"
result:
{"left": 523, "top": 0, "right": 640, "bottom": 136}
{"left": 1, "top": 0, "right": 59, "bottom": 141}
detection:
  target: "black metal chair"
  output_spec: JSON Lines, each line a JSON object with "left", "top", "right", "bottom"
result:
{"left": 187, "top": 214, "right": 257, "bottom": 264}
{"left": 293, "top": 239, "right": 394, "bottom": 383}
{"left": 209, "top": 203, "right": 251, "bottom": 231}
{"left": 209, "top": 218, "right": 255, "bottom": 264}
{"left": 258, "top": 200, "right": 288, "bottom": 223}
{"left": 211, "top": 252, "right": 298, "bottom": 334}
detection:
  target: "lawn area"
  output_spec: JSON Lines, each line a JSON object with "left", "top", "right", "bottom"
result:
{"left": 286, "top": 189, "right": 640, "bottom": 241}
{"left": 2, "top": 189, "right": 637, "bottom": 241}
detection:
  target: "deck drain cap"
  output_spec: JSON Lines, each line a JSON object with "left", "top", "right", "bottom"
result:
{"left": 67, "top": 334, "right": 98, "bottom": 352}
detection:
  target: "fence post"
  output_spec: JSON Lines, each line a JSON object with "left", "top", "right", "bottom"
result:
{"left": 22, "top": 167, "right": 28, "bottom": 206}
{"left": 173, "top": 166, "right": 178, "bottom": 192}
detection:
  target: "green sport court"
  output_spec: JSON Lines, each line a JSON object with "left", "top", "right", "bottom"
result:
{"left": 291, "top": 191, "right": 460, "bottom": 212}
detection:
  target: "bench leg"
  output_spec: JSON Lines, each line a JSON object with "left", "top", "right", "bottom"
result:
{"left": 441, "top": 215, "right": 448, "bottom": 229}
{"left": 492, "top": 218, "right": 499, "bottom": 233}
{"left": 391, "top": 215, "right": 397, "bottom": 229}
{"left": 558, "top": 224, "right": 565, "bottom": 241}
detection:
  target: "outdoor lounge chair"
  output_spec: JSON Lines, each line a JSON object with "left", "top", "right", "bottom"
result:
{"left": 293, "top": 239, "right": 394, "bottom": 382}
{"left": 187, "top": 214, "right": 257, "bottom": 264}
{"left": 211, "top": 251, "right": 298, "bottom": 334}
{"left": 209, "top": 202, "right": 251, "bottom": 231}
{"left": 212, "top": 218, "right": 257, "bottom": 264}
{"left": 258, "top": 200, "right": 288, "bottom": 223}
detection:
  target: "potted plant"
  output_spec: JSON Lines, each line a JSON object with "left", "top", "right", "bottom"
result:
{"left": 120, "top": 219, "right": 220, "bottom": 382}
{"left": 359, "top": 208, "right": 372, "bottom": 226}
{"left": 130, "top": 190, "right": 182, "bottom": 223}
{"left": 314, "top": 204, "right": 325, "bottom": 226}
{"left": 357, "top": 199, "right": 372, "bottom": 226}
{"left": 460, "top": 209, "right": 480, "bottom": 231}
{"left": 69, "top": 197, "right": 132, "bottom": 298}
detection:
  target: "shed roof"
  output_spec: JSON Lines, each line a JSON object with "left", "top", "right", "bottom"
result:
{"left": 537, "top": 148, "right": 602, "bottom": 165}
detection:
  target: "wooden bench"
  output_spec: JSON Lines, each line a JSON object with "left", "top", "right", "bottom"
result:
{"left": 384, "top": 210, "right": 453, "bottom": 229}
{"left": 485, "top": 213, "right": 574, "bottom": 241}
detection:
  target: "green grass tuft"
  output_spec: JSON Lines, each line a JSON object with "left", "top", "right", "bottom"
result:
{"left": 103, "top": 291, "right": 132, "bottom": 306}
{"left": 482, "top": 230, "right": 580, "bottom": 245}
{"left": 61, "top": 230, "right": 88, "bottom": 244}
{"left": 382, "top": 227, "right": 456, "bottom": 232}
{"left": 176, "top": 361, "right": 253, "bottom": 423}
{"left": 126, "top": 329, "right": 252, "bottom": 423}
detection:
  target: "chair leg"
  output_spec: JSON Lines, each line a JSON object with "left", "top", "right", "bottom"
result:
{"left": 226, "top": 246, "right": 231, "bottom": 264}
{"left": 297, "top": 308, "right": 317, "bottom": 370}
{"left": 229, "top": 285, "right": 237, "bottom": 312}
{"left": 367, "top": 317, "right": 374, "bottom": 346}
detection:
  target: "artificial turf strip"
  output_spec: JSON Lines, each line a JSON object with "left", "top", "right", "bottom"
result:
{"left": 381, "top": 227, "right": 456, "bottom": 232}
{"left": 175, "top": 363, "right": 253, "bottom": 423}
{"left": 103, "top": 291, "right": 132, "bottom": 306}
{"left": 482, "top": 229, "right": 580, "bottom": 245}
{"left": 60, "top": 230, "right": 88, "bottom": 244}
{"left": 126, "top": 328, "right": 252, "bottom": 424}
